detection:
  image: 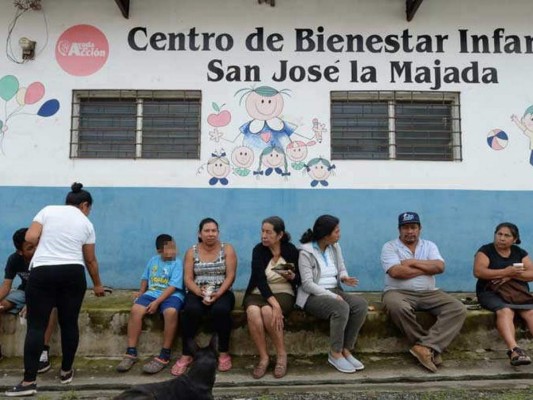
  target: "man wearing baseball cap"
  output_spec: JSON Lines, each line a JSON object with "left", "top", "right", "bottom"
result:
{"left": 380, "top": 212, "right": 466, "bottom": 373}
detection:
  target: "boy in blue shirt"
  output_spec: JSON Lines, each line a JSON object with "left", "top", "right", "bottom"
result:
{"left": 116, "top": 234, "right": 184, "bottom": 374}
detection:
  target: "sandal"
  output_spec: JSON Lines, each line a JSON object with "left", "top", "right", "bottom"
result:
{"left": 218, "top": 354, "right": 232, "bottom": 372}
{"left": 142, "top": 357, "right": 169, "bottom": 374}
{"left": 252, "top": 360, "right": 269, "bottom": 379}
{"left": 273, "top": 356, "right": 287, "bottom": 379}
{"left": 508, "top": 347, "right": 532, "bottom": 366}
{"left": 170, "top": 356, "right": 193, "bottom": 376}
{"left": 116, "top": 354, "right": 138, "bottom": 372}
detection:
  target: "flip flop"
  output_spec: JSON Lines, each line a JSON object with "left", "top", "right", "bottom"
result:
{"left": 218, "top": 354, "right": 232, "bottom": 372}
{"left": 170, "top": 356, "right": 193, "bottom": 376}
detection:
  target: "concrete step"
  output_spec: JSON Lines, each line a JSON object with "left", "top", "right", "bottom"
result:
{"left": 1, "top": 352, "right": 533, "bottom": 399}
{"left": 0, "top": 290, "right": 530, "bottom": 357}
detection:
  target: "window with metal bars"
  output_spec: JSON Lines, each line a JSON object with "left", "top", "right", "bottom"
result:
{"left": 70, "top": 90, "right": 201, "bottom": 159}
{"left": 330, "top": 91, "right": 462, "bottom": 161}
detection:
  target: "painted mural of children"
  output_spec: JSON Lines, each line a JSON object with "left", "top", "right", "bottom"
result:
{"left": 0, "top": 228, "right": 55, "bottom": 373}
{"left": 305, "top": 157, "right": 336, "bottom": 187}
{"left": 116, "top": 234, "right": 184, "bottom": 375}
{"left": 511, "top": 106, "right": 533, "bottom": 165}
{"left": 254, "top": 146, "right": 291, "bottom": 177}
{"left": 235, "top": 86, "right": 296, "bottom": 151}
{"left": 206, "top": 151, "right": 231, "bottom": 186}
{"left": 286, "top": 140, "right": 315, "bottom": 171}
{"left": 231, "top": 145, "right": 255, "bottom": 177}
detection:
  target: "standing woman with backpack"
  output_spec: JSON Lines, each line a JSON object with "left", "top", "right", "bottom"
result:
{"left": 6, "top": 182, "right": 105, "bottom": 397}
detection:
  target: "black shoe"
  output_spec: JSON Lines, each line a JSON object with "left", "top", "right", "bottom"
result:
{"left": 60, "top": 369, "right": 74, "bottom": 384}
{"left": 5, "top": 382, "right": 37, "bottom": 397}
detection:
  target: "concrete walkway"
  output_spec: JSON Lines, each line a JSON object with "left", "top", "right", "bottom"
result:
{"left": 1, "top": 351, "right": 533, "bottom": 399}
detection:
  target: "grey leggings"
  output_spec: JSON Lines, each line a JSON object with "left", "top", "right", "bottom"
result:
{"left": 304, "top": 288, "right": 368, "bottom": 352}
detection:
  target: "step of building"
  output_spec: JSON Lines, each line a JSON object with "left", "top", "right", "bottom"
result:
{"left": 0, "top": 291, "right": 529, "bottom": 357}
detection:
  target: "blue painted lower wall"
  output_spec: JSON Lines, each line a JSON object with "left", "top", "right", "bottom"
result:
{"left": 1, "top": 186, "right": 532, "bottom": 292}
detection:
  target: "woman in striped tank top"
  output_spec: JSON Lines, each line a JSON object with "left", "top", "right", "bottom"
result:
{"left": 171, "top": 218, "right": 237, "bottom": 376}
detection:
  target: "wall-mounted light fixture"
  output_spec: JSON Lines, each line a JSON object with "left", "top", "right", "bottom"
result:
{"left": 19, "top": 37, "right": 36, "bottom": 60}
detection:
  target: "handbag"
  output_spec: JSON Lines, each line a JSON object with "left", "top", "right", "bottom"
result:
{"left": 487, "top": 279, "right": 533, "bottom": 304}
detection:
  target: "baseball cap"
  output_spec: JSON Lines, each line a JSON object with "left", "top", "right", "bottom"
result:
{"left": 398, "top": 212, "right": 420, "bottom": 227}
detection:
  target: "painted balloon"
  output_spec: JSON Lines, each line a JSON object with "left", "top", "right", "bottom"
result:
{"left": 37, "top": 99, "right": 60, "bottom": 117}
{"left": 0, "top": 75, "right": 19, "bottom": 101}
{"left": 25, "top": 82, "right": 45, "bottom": 105}
{"left": 487, "top": 129, "right": 508, "bottom": 150}
{"left": 16, "top": 87, "right": 27, "bottom": 105}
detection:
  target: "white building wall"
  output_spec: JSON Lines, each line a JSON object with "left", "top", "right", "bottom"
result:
{"left": 0, "top": 0, "right": 532, "bottom": 289}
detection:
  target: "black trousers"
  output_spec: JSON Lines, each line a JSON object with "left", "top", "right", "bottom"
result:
{"left": 181, "top": 291, "right": 235, "bottom": 355}
{"left": 24, "top": 264, "right": 87, "bottom": 381}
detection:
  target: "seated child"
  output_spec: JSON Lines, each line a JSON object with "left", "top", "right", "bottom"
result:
{"left": 116, "top": 234, "right": 184, "bottom": 374}
{"left": 0, "top": 228, "right": 56, "bottom": 372}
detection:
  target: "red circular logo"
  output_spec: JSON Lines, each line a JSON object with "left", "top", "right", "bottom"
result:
{"left": 56, "top": 25, "right": 109, "bottom": 76}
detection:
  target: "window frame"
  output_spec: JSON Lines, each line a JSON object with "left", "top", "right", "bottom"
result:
{"left": 330, "top": 90, "right": 462, "bottom": 162}
{"left": 70, "top": 89, "right": 202, "bottom": 160}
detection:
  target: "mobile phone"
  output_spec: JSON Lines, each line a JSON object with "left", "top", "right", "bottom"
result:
{"left": 272, "top": 262, "right": 295, "bottom": 272}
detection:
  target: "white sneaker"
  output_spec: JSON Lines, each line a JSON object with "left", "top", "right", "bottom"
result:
{"left": 327, "top": 353, "right": 356, "bottom": 373}
{"left": 344, "top": 353, "right": 365, "bottom": 371}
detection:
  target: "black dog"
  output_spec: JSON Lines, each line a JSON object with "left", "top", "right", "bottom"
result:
{"left": 113, "top": 337, "right": 218, "bottom": 400}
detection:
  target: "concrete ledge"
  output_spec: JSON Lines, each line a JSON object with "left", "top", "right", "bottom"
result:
{"left": 1, "top": 291, "right": 531, "bottom": 357}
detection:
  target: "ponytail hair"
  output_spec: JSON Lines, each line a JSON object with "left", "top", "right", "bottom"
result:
{"left": 65, "top": 182, "right": 93, "bottom": 207}
{"left": 299, "top": 228, "right": 314, "bottom": 244}
{"left": 300, "top": 214, "right": 340, "bottom": 244}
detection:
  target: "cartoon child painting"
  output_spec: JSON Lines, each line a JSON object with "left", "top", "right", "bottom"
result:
{"left": 286, "top": 140, "right": 315, "bottom": 171}
{"left": 235, "top": 86, "right": 296, "bottom": 151}
{"left": 231, "top": 145, "right": 255, "bottom": 177}
{"left": 511, "top": 106, "right": 533, "bottom": 165}
{"left": 200, "top": 150, "right": 231, "bottom": 186}
{"left": 254, "top": 146, "right": 290, "bottom": 177}
{"left": 305, "top": 157, "right": 336, "bottom": 187}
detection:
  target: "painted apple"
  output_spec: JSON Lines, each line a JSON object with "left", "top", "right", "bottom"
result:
{"left": 207, "top": 102, "right": 231, "bottom": 127}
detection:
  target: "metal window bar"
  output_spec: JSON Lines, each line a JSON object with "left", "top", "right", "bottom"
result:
{"left": 388, "top": 100, "right": 396, "bottom": 160}
{"left": 70, "top": 92, "right": 80, "bottom": 158}
{"left": 70, "top": 90, "right": 201, "bottom": 159}
{"left": 330, "top": 91, "right": 461, "bottom": 161}
{"left": 135, "top": 99, "right": 143, "bottom": 159}
{"left": 451, "top": 96, "right": 462, "bottom": 161}
{"left": 141, "top": 98, "right": 201, "bottom": 159}
{"left": 330, "top": 93, "right": 389, "bottom": 160}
